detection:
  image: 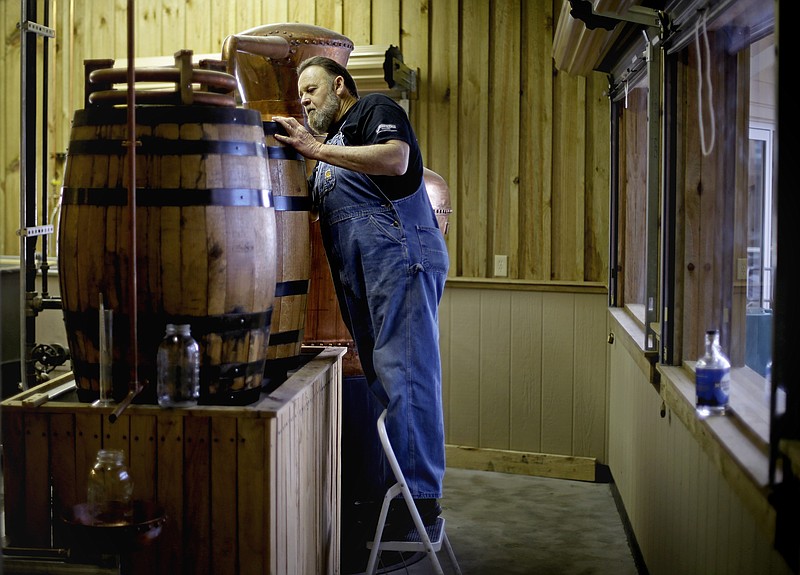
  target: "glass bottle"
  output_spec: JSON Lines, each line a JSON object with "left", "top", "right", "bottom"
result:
{"left": 695, "top": 329, "right": 731, "bottom": 417}
{"left": 87, "top": 448, "right": 134, "bottom": 524}
{"left": 157, "top": 323, "right": 200, "bottom": 408}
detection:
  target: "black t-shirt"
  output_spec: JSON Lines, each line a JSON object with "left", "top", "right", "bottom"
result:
{"left": 326, "top": 93, "right": 424, "bottom": 200}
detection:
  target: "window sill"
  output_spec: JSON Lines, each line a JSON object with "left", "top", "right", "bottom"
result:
{"left": 657, "top": 363, "right": 777, "bottom": 539}
{"left": 608, "top": 306, "right": 659, "bottom": 384}
{"left": 610, "top": 305, "right": 778, "bottom": 539}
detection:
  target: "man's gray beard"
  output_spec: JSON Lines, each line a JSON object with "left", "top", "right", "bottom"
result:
{"left": 307, "top": 89, "right": 339, "bottom": 134}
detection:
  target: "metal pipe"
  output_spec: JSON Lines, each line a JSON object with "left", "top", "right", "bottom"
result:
{"left": 20, "top": 0, "right": 39, "bottom": 391}
{"left": 119, "top": 0, "right": 143, "bottom": 418}
{"left": 40, "top": 0, "right": 50, "bottom": 297}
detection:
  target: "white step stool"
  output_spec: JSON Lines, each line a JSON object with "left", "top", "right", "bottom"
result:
{"left": 365, "top": 409, "right": 462, "bottom": 575}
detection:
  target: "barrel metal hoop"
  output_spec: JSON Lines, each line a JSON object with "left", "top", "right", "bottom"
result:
{"left": 266, "top": 329, "right": 304, "bottom": 346}
{"left": 62, "top": 309, "right": 272, "bottom": 335}
{"left": 71, "top": 105, "right": 262, "bottom": 127}
{"left": 61, "top": 187, "right": 273, "bottom": 207}
{"left": 271, "top": 194, "right": 312, "bottom": 212}
{"left": 66, "top": 137, "right": 267, "bottom": 158}
{"left": 275, "top": 279, "right": 310, "bottom": 297}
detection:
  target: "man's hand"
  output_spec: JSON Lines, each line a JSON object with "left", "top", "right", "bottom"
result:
{"left": 273, "top": 115, "right": 410, "bottom": 176}
{"left": 272, "top": 116, "right": 324, "bottom": 159}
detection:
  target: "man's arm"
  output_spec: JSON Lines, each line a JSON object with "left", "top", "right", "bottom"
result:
{"left": 272, "top": 115, "right": 410, "bottom": 176}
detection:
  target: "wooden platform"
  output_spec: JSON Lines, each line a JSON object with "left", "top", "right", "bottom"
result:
{"left": 1, "top": 346, "right": 345, "bottom": 575}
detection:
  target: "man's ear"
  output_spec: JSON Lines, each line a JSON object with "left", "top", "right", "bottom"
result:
{"left": 334, "top": 75, "right": 346, "bottom": 95}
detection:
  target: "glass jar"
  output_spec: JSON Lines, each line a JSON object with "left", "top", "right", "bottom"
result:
{"left": 87, "top": 448, "right": 134, "bottom": 524}
{"left": 157, "top": 323, "right": 200, "bottom": 408}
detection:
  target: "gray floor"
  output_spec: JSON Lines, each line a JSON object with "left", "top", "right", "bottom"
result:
{"left": 363, "top": 467, "right": 643, "bottom": 575}
{"left": 0, "top": 467, "right": 643, "bottom": 575}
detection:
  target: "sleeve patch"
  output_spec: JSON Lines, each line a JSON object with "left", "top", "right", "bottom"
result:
{"left": 376, "top": 123, "right": 398, "bottom": 135}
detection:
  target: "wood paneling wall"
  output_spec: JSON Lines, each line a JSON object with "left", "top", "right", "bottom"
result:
{"left": 2, "top": 1, "right": 612, "bottom": 474}
{"left": 1, "top": 0, "right": 610, "bottom": 284}
{"left": 608, "top": 315, "right": 792, "bottom": 575}
{"left": 440, "top": 283, "right": 608, "bottom": 465}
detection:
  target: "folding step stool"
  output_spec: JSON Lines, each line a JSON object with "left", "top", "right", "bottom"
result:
{"left": 365, "top": 409, "right": 462, "bottom": 575}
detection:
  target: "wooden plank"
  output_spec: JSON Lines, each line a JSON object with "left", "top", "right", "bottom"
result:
{"left": 1, "top": 409, "right": 27, "bottom": 545}
{"left": 104, "top": 412, "right": 131, "bottom": 453}
{"left": 161, "top": 0, "right": 186, "bottom": 55}
{"left": 509, "top": 291, "right": 543, "bottom": 453}
{"left": 540, "top": 292, "right": 575, "bottom": 454}
{"left": 427, "top": 0, "right": 459, "bottom": 270}
{"left": 25, "top": 412, "right": 52, "bottom": 546}
{"left": 478, "top": 290, "right": 512, "bottom": 448}
{"left": 265, "top": 417, "right": 278, "bottom": 575}
{"left": 584, "top": 71, "right": 611, "bottom": 283}
{"left": 457, "top": 0, "right": 490, "bottom": 277}
{"left": 129, "top": 413, "right": 158, "bottom": 575}
{"left": 181, "top": 206, "right": 208, "bottom": 316}
{"left": 235, "top": 0, "right": 261, "bottom": 34}
{"left": 50, "top": 413, "right": 78, "bottom": 547}
{"left": 238, "top": 416, "right": 267, "bottom": 575}
{"left": 445, "top": 289, "right": 481, "bottom": 446}
{"left": 572, "top": 293, "right": 607, "bottom": 459}
{"left": 371, "top": 0, "right": 399, "bottom": 46}
{"left": 263, "top": 1, "right": 289, "bottom": 25}
{"left": 288, "top": 0, "right": 315, "bottom": 25}
{"left": 343, "top": 0, "right": 371, "bottom": 44}
{"left": 488, "top": 0, "right": 521, "bottom": 276}
{"left": 184, "top": 0, "right": 212, "bottom": 56}
{"left": 156, "top": 412, "right": 184, "bottom": 575}
{"left": 184, "top": 416, "right": 212, "bottom": 574}
{"left": 210, "top": 416, "right": 239, "bottom": 575}
{"left": 211, "top": 0, "right": 236, "bottom": 52}
{"left": 400, "top": 0, "right": 429, "bottom": 148}
{"left": 315, "top": 0, "right": 342, "bottom": 33}
{"left": 132, "top": 0, "right": 160, "bottom": 57}
{"left": 74, "top": 412, "right": 102, "bottom": 506}
{"left": 89, "top": 0, "right": 115, "bottom": 59}
{"left": 519, "top": 0, "right": 554, "bottom": 281}
{"left": 445, "top": 445, "right": 596, "bottom": 482}
{"left": 552, "top": 70, "right": 586, "bottom": 281}
{"left": 622, "top": 87, "right": 649, "bottom": 306}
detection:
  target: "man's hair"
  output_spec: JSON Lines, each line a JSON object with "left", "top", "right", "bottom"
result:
{"left": 297, "top": 56, "right": 359, "bottom": 99}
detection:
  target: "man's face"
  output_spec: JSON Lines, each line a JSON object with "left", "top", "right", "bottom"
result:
{"left": 298, "top": 66, "right": 340, "bottom": 135}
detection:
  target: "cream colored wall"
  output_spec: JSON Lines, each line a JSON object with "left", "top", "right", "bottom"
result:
{"left": 608, "top": 314, "right": 792, "bottom": 575}
{"left": 440, "top": 283, "right": 609, "bottom": 465}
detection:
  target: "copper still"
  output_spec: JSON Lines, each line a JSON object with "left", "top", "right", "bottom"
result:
{"left": 223, "top": 24, "right": 354, "bottom": 384}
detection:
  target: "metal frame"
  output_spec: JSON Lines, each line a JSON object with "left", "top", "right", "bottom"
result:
{"left": 18, "top": 0, "right": 57, "bottom": 391}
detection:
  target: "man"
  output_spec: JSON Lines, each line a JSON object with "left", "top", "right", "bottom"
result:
{"left": 273, "top": 56, "right": 449, "bottom": 534}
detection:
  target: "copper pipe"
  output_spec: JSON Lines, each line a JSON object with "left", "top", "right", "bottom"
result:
{"left": 111, "top": 0, "right": 141, "bottom": 422}
{"left": 221, "top": 33, "right": 291, "bottom": 78}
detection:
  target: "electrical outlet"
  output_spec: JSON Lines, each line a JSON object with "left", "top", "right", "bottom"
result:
{"left": 736, "top": 258, "right": 748, "bottom": 281}
{"left": 494, "top": 254, "right": 508, "bottom": 277}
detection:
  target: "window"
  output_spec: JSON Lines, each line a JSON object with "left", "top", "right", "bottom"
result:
{"left": 610, "top": 1, "right": 777, "bottom": 381}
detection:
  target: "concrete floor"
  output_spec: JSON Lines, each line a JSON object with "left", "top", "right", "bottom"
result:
{"left": 1, "top": 466, "right": 643, "bottom": 575}
{"left": 346, "top": 467, "right": 644, "bottom": 575}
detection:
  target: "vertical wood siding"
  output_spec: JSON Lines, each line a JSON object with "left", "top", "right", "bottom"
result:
{"left": 2, "top": 0, "right": 610, "bottom": 286}
{"left": 440, "top": 285, "right": 608, "bottom": 462}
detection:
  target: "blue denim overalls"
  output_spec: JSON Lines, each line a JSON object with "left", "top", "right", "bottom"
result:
{"left": 314, "top": 130, "right": 449, "bottom": 499}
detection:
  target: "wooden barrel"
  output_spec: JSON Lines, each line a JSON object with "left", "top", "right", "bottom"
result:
{"left": 304, "top": 168, "right": 452, "bottom": 377}
{"left": 226, "top": 23, "right": 354, "bottom": 386}
{"left": 58, "top": 105, "right": 277, "bottom": 405}
{"left": 258, "top": 120, "right": 312, "bottom": 382}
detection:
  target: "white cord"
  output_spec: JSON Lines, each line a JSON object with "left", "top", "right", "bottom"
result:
{"left": 695, "top": 10, "right": 715, "bottom": 156}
